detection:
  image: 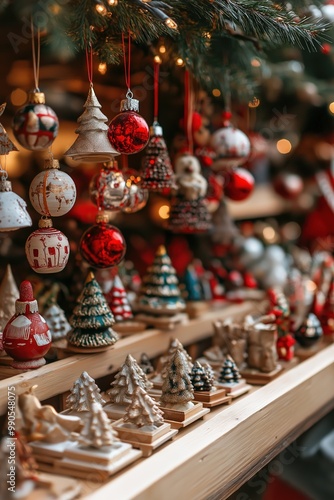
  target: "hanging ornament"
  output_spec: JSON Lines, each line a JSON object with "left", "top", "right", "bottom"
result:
{"left": 140, "top": 122, "right": 176, "bottom": 192}
{"left": 0, "top": 170, "right": 32, "bottom": 232}
{"left": 12, "top": 91, "right": 59, "bottom": 151}
{"left": 89, "top": 158, "right": 129, "bottom": 211}
{"left": 79, "top": 213, "right": 126, "bottom": 269}
{"left": 29, "top": 157, "right": 76, "bottom": 217}
{"left": 0, "top": 103, "right": 18, "bottom": 155}
{"left": 273, "top": 172, "right": 303, "bottom": 200}
{"left": 25, "top": 217, "right": 70, "bottom": 274}
{"left": 224, "top": 167, "right": 255, "bottom": 201}
{"left": 65, "top": 84, "right": 119, "bottom": 162}
{"left": 108, "top": 90, "right": 149, "bottom": 155}
{"left": 140, "top": 61, "right": 175, "bottom": 192}
{"left": 122, "top": 157, "right": 149, "bottom": 214}
{"left": 210, "top": 112, "right": 251, "bottom": 171}
{"left": 294, "top": 312, "right": 323, "bottom": 347}
{"left": 107, "top": 34, "right": 149, "bottom": 154}
{"left": 168, "top": 153, "right": 211, "bottom": 233}
{"left": 2, "top": 280, "right": 52, "bottom": 369}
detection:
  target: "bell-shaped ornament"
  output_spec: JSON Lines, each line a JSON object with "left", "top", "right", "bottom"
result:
{"left": 0, "top": 172, "right": 32, "bottom": 231}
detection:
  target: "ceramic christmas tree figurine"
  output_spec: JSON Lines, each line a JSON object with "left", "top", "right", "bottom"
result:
{"left": 125, "top": 386, "right": 164, "bottom": 428}
{"left": 217, "top": 355, "right": 251, "bottom": 398}
{"left": 159, "top": 346, "right": 209, "bottom": 428}
{"left": 67, "top": 271, "right": 118, "bottom": 351}
{"left": 191, "top": 360, "right": 232, "bottom": 408}
{"left": 66, "top": 371, "right": 106, "bottom": 417}
{"left": 2, "top": 280, "right": 52, "bottom": 369}
{"left": 139, "top": 352, "right": 155, "bottom": 375}
{"left": 78, "top": 402, "right": 117, "bottom": 449}
{"left": 44, "top": 302, "right": 71, "bottom": 342}
{"left": 104, "top": 354, "right": 151, "bottom": 420}
{"left": 137, "top": 245, "right": 187, "bottom": 328}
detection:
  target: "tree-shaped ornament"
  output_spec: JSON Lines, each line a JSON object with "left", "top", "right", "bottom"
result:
{"left": 12, "top": 90, "right": 59, "bottom": 151}
{"left": 66, "top": 271, "right": 118, "bottom": 350}
{"left": 2, "top": 280, "right": 52, "bottom": 369}
{"left": 191, "top": 361, "right": 214, "bottom": 392}
{"left": 210, "top": 111, "right": 250, "bottom": 171}
{"left": 43, "top": 292, "right": 71, "bottom": 342}
{"left": 79, "top": 212, "right": 126, "bottom": 269}
{"left": 78, "top": 402, "right": 117, "bottom": 449}
{"left": 25, "top": 217, "right": 70, "bottom": 274}
{"left": 137, "top": 245, "right": 186, "bottom": 315}
{"left": 160, "top": 348, "right": 194, "bottom": 409}
{"left": 66, "top": 371, "right": 106, "bottom": 413}
{"left": 0, "top": 104, "right": 32, "bottom": 232}
{"left": 124, "top": 386, "right": 164, "bottom": 428}
{"left": 107, "top": 354, "right": 149, "bottom": 406}
{"left": 218, "top": 355, "right": 241, "bottom": 384}
{"left": 168, "top": 153, "right": 212, "bottom": 233}
{"left": 65, "top": 84, "right": 119, "bottom": 162}
{"left": 105, "top": 274, "right": 133, "bottom": 322}
{"left": 89, "top": 159, "right": 129, "bottom": 212}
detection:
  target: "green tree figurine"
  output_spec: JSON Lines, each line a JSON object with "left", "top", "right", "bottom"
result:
{"left": 218, "top": 355, "right": 241, "bottom": 385}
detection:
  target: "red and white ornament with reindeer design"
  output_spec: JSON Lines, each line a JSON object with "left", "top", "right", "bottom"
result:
{"left": 2, "top": 280, "right": 51, "bottom": 369}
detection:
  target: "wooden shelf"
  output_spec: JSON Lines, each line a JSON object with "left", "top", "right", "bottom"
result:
{"left": 1, "top": 300, "right": 334, "bottom": 499}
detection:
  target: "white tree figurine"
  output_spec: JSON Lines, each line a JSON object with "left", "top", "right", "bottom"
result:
{"left": 66, "top": 371, "right": 106, "bottom": 412}
{"left": 124, "top": 386, "right": 164, "bottom": 429}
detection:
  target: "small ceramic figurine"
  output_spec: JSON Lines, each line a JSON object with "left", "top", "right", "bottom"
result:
{"left": 2, "top": 280, "right": 52, "bottom": 369}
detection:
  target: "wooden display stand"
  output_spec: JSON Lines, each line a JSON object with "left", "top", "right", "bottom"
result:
{"left": 240, "top": 364, "right": 283, "bottom": 385}
{"left": 215, "top": 378, "right": 252, "bottom": 398}
{"left": 193, "top": 387, "right": 232, "bottom": 407}
{"left": 160, "top": 402, "right": 210, "bottom": 429}
{"left": 135, "top": 312, "right": 189, "bottom": 330}
{"left": 112, "top": 321, "right": 147, "bottom": 337}
{"left": 113, "top": 421, "right": 178, "bottom": 457}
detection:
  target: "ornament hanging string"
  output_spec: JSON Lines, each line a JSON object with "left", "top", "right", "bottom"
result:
{"left": 184, "top": 69, "right": 194, "bottom": 154}
{"left": 122, "top": 32, "right": 132, "bottom": 97}
{"left": 85, "top": 43, "right": 94, "bottom": 85}
{"left": 153, "top": 60, "right": 160, "bottom": 123}
{"left": 31, "top": 17, "right": 41, "bottom": 92}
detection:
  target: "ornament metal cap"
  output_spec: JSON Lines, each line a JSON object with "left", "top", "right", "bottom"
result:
{"left": 120, "top": 92, "right": 139, "bottom": 113}
{"left": 28, "top": 90, "right": 46, "bottom": 104}
{"left": 150, "top": 121, "right": 163, "bottom": 136}
{"left": 44, "top": 157, "right": 60, "bottom": 170}
{"left": 96, "top": 212, "right": 110, "bottom": 223}
{"left": 38, "top": 217, "right": 53, "bottom": 229}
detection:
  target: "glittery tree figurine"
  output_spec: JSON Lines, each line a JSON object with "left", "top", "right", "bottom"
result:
{"left": 105, "top": 274, "right": 133, "bottom": 322}
{"left": 218, "top": 355, "right": 241, "bottom": 384}
{"left": 140, "top": 122, "right": 176, "bottom": 193}
{"left": 66, "top": 271, "right": 118, "bottom": 351}
{"left": 191, "top": 361, "right": 213, "bottom": 392}
{"left": 44, "top": 302, "right": 71, "bottom": 342}
{"left": 0, "top": 103, "right": 18, "bottom": 155}
{"left": 77, "top": 402, "right": 117, "bottom": 449}
{"left": 136, "top": 245, "right": 186, "bottom": 327}
{"left": 124, "top": 386, "right": 164, "bottom": 428}
{"left": 65, "top": 84, "right": 119, "bottom": 162}
{"left": 104, "top": 353, "right": 151, "bottom": 420}
{"left": 65, "top": 371, "right": 106, "bottom": 417}
{"left": 190, "top": 360, "right": 231, "bottom": 408}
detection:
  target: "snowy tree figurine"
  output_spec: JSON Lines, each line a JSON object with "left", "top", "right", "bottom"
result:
{"left": 44, "top": 303, "right": 71, "bottom": 342}
{"left": 159, "top": 347, "right": 209, "bottom": 428}
{"left": 67, "top": 271, "right": 118, "bottom": 351}
{"left": 114, "top": 385, "right": 178, "bottom": 457}
{"left": 77, "top": 402, "right": 117, "bottom": 449}
{"left": 136, "top": 245, "right": 187, "bottom": 329}
{"left": 190, "top": 360, "right": 232, "bottom": 408}
{"left": 216, "top": 355, "right": 251, "bottom": 398}
{"left": 104, "top": 354, "right": 151, "bottom": 420}
{"left": 65, "top": 371, "right": 106, "bottom": 421}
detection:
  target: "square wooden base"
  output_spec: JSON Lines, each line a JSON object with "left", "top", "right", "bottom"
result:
{"left": 159, "top": 401, "right": 210, "bottom": 429}
{"left": 193, "top": 387, "right": 232, "bottom": 408}
{"left": 215, "top": 378, "right": 252, "bottom": 398}
{"left": 135, "top": 313, "right": 188, "bottom": 330}
{"left": 240, "top": 364, "right": 283, "bottom": 385}
{"left": 30, "top": 439, "right": 142, "bottom": 481}
{"left": 113, "top": 421, "right": 178, "bottom": 457}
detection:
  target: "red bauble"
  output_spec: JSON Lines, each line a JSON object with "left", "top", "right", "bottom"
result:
{"left": 108, "top": 97, "right": 149, "bottom": 154}
{"left": 3, "top": 280, "right": 51, "bottom": 369}
{"left": 273, "top": 173, "right": 303, "bottom": 200}
{"left": 80, "top": 219, "right": 126, "bottom": 268}
{"left": 224, "top": 168, "right": 255, "bottom": 201}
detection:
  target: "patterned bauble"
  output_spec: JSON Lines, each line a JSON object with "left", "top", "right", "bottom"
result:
{"left": 12, "top": 91, "right": 59, "bottom": 151}
{"left": 0, "top": 175, "right": 32, "bottom": 232}
{"left": 122, "top": 169, "right": 149, "bottom": 214}
{"left": 210, "top": 113, "right": 250, "bottom": 171}
{"left": 294, "top": 313, "right": 323, "bottom": 347}
{"left": 2, "top": 280, "right": 51, "bottom": 369}
{"left": 25, "top": 218, "right": 70, "bottom": 274}
{"left": 140, "top": 122, "right": 176, "bottom": 192}
{"left": 79, "top": 214, "right": 126, "bottom": 268}
{"left": 108, "top": 95, "right": 149, "bottom": 154}
{"left": 224, "top": 168, "right": 255, "bottom": 201}
{"left": 29, "top": 158, "right": 76, "bottom": 217}
{"left": 89, "top": 159, "right": 129, "bottom": 211}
